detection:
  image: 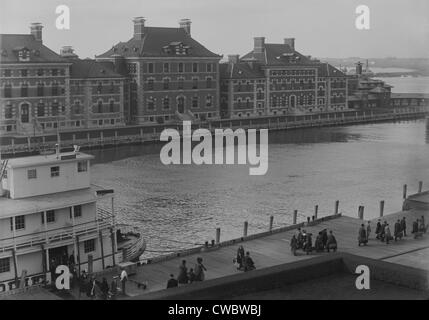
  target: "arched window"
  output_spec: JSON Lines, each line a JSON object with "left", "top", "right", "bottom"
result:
{"left": 109, "top": 99, "right": 115, "bottom": 112}
{"left": 37, "top": 102, "right": 45, "bottom": 117}
{"left": 4, "top": 83, "right": 12, "bottom": 98}
{"left": 37, "top": 82, "right": 44, "bottom": 97}
{"left": 97, "top": 100, "right": 103, "bottom": 113}
{"left": 21, "top": 82, "right": 28, "bottom": 97}
{"left": 289, "top": 95, "right": 296, "bottom": 108}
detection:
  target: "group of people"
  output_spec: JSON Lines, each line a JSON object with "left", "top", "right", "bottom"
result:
{"left": 166, "top": 257, "right": 207, "bottom": 289}
{"left": 360, "top": 215, "right": 427, "bottom": 246}
{"left": 234, "top": 245, "right": 256, "bottom": 272}
{"left": 290, "top": 228, "right": 338, "bottom": 255}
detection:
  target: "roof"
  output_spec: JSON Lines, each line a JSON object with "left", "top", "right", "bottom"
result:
{"left": 241, "top": 43, "right": 312, "bottom": 66}
{"left": 97, "top": 27, "right": 221, "bottom": 59}
{"left": 6, "top": 152, "right": 94, "bottom": 169}
{"left": 0, "top": 185, "right": 110, "bottom": 218}
{"left": 69, "top": 59, "right": 123, "bottom": 79}
{"left": 316, "top": 63, "right": 347, "bottom": 78}
{"left": 219, "top": 62, "right": 264, "bottom": 79}
{"left": 0, "top": 34, "right": 68, "bottom": 64}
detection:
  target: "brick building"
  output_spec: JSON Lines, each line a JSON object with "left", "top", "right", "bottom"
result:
{"left": 96, "top": 17, "right": 222, "bottom": 125}
{"left": 220, "top": 37, "right": 348, "bottom": 118}
{"left": 0, "top": 24, "right": 125, "bottom": 136}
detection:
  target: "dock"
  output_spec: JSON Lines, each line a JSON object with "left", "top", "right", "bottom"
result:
{"left": 72, "top": 187, "right": 429, "bottom": 299}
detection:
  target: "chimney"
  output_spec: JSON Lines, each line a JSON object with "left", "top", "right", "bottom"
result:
{"left": 284, "top": 38, "right": 295, "bottom": 50}
{"left": 228, "top": 55, "right": 239, "bottom": 64}
{"left": 179, "top": 19, "right": 191, "bottom": 35}
{"left": 133, "top": 17, "right": 146, "bottom": 40}
{"left": 60, "top": 46, "right": 78, "bottom": 59}
{"left": 30, "top": 23, "right": 43, "bottom": 42}
{"left": 253, "top": 37, "right": 265, "bottom": 62}
{"left": 356, "top": 61, "right": 363, "bottom": 76}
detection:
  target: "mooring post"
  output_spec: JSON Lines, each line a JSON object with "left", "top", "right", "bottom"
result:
{"left": 243, "top": 221, "right": 248, "bottom": 237}
{"left": 335, "top": 200, "right": 339, "bottom": 215}
{"left": 307, "top": 217, "right": 310, "bottom": 223}
{"left": 418, "top": 181, "right": 423, "bottom": 193}
{"left": 314, "top": 205, "right": 318, "bottom": 220}
{"left": 269, "top": 216, "right": 274, "bottom": 232}
{"left": 403, "top": 184, "right": 407, "bottom": 199}
{"left": 293, "top": 210, "right": 298, "bottom": 224}
{"left": 379, "top": 200, "right": 385, "bottom": 217}
{"left": 215, "top": 228, "right": 221, "bottom": 244}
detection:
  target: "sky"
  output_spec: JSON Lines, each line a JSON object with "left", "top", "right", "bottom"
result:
{"left": 0, "top": 0, "right": 428, "bottom": 60}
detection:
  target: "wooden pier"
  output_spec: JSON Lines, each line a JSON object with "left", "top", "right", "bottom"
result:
{"left": 73, "top": 183, "right": 429, "bottom": 299}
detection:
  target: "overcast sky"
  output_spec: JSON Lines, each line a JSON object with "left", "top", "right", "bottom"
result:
{"left": 1, "top": 0, "right": 428, "bottom": 59}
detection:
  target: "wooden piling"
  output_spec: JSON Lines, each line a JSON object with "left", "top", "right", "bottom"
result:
{"left": 314, "top": 205, "right": 318, "bottom": 219}
{"left": 216, "top": 228, "right": 221, "bottom": 244}
{"left": 379, "top": 200, "right": 385, "bottom": 217}
{"left": 269, "top": 216, "right": 274, "bottom": 231}
{"left": 418, "top": 181, "right": 423, "bottom": 193}
{"left": 293, "top": 210, "right": 298, "bottom": 224}
{"left": 335, "top": 200, "right": 339, "bottom": 215}
{"left": 243, "top": 221, "right": 248, "bottom": 237}
{"left": 403, "top": 184, "right": 407, "bottom": 199}
{"left": 358, "top": 206, "right": 364, "bottom": 220}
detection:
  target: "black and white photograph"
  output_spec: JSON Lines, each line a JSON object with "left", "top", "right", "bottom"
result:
{"left": 0, "top": 0, "right": 429, "bottom": 308}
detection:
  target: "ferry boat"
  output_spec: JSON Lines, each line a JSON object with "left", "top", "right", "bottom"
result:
{"left": 0, "top": 147, "right": 145, "bottom": 294}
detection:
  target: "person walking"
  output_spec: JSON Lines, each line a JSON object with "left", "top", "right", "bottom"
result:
{"left": 385, "top": 223, "right": 392, "bottom": 244}
{"left": 290, "top": 235, "right": 298, "bottom": 256}
{"left": 400, "top": 217, "right": 407, "bottom": 237}
{"left": 120, "top": 267, "right": 128, "bottom": 295}
{"left": 366, "top": 221, "right": 371, "bottom": 240}
{"left": 194, "top": 257, "right": 207, "bottom": 281}
{"left": 177, "top": 260, "right": 189, "bottom": 285}
{"left": 375, "top": 220, "right": 382, "bottom": 240}
{"left": 167, "top": 274, "right": 178, "bottom": 289}
{"left": 188, "top": 268, "right": 196, "bottom": 283}
{"left": 236, "top": 245, "right": 245, "bottom": 270}
{"left": 100, "top": 277, "right": 109, "bottom": 300}
{"left": 358, "top": 224, "right": 367, "bottom": 246}
{"left": 394, "top": 219, "right": 402, "bottom": 241}
{"left": 326, "top": 230, "right": 337, "bottom": 252}
{"left": 243, "top": 252, "right": 256, "bottom": 271}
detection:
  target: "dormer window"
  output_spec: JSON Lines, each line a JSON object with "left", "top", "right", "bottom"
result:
{"left": 18, "top": 49, "right": 30, "bottom": 62}
{"left": 163, "top": 42, "right": 191, "bottom": 56}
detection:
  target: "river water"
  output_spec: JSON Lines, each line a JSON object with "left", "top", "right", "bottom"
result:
{"left": 88, "top": 117, "right": 429, "bottom": 257}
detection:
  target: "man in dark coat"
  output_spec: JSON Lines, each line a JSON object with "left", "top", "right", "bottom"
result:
{"left": 400, "top": 217, "right": 407, "bottom": 237}
{"left": 394, "top": 219, "right": 402, "bottom": 241}
{"left": 375, "top": 220, "right": 382, "bottom": 239}
{"left": 167, "top": 274, "right": 178, "bottom": 289}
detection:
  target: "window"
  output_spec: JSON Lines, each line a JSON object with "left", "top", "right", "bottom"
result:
{"left": 192, "top": 78, "right": 198, "bottom": 89}
{"left": 0, "top": 258, "right": 10, "bottom": 274}
{"left": 147, "top": 79, "right": 154, "bottom": 91}
{"left": 206, "top": 63, "right": 212, "bottom": 72}
{"left": 109, "top": 82, "right": 115, "bottom": 94}
{"left": 163, "top": 63, "right": 170, "bottom": 73}
{"left": 97, "top": 100, "right": 103, "bottom": 113}
{"left": 42, "top": 210, "right": 55, "bottom": 224}
{"left": 51, "top": 82, "right": 59, "bottom": 96}
{"left": 37, "top": 82, "right": 44, "bottom": 96}
{"left": 77, "top": 161, "right": 87, "bottom": 172}
{"left": 192, "top": 63, "right": 198, "bottom": 73}
{"left": 50, "top": 166, "right": 60, "bottom": 177}
{"left": 4, "top": 69, "right": 12, "bottom": 77}
{"left": 27, "top": 169, "right": 37, "bottom": 179}
{"left": 96, "top": 82, "right": 102, "bottom": 94}
{"left": 206, "top": 95, "right": 213, "bottom": 107}
{"left": 51, "top": 69, "right": 58, "bottom": 76}
{"left": 178, "top": 78, "right": 184, "bottom": 90}
{"left": 109, "top": 100, "right": 115, "bottom": 112}
{"left": 4, "top": 84, "right": 12, "bottom": 98}
{"left": 73, "top": 205, "right": 82, "bottom": 218}
{"left": 178, "top": 63, "right": 184, "bottom": 73}
{"left": 148, "top": 63, "right": 154, "bottom": 73}
{"left": 84, "top": 239, "right": 95, "bottom": 253}
{"left": 163, "top": 78, "right": 170, "bottom": 90}
{"left": 147, "top": 97, "right": 155, "bottom": 111}
{"left": 52, "top": 102, "right": 59, "bottom": 116}
{"left": 5, "top": 102, "right": 13, "bottom": 118}
{"left": 21, "top": 69, "right": 28, "bottom": 77}
{"left": 21, "top": 83, "right": 28, "bottom": 97}
{"left": 10, "top": 215, "right": 25, "bottom": 231}
{"left": 163, "top": 97, "right": 170, "bottom": 110}
{"left": 192, "top": 96, "right": 198, "bottom": 109}
{"left": 206, "top": 77, "right": 212, "bottom": 89}
{"left": 37, "top": 69, "right": 44, "bottom": 76}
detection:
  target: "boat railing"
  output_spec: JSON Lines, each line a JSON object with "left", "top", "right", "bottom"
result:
{"left": 0, "top": 218, "right": 113, "bottom": 253}
{"left": 116, "top": 224, "right": 146, "bottom": 262}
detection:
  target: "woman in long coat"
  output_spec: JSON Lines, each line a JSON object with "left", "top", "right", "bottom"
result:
{"left": 236, "top": 246, "right": 245, "bottom": 270}
{"left": 177, "top": 260, "right": 189, "bottom": 285}
{"left": 358, "top": 224, "right": 367, "bottom": 246}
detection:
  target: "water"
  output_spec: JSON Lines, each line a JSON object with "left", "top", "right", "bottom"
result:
{"left": 89, "top": 118, "right": 429, "bottom": 257}
{"left": 375, "top": 76, "right": 429, "bottom": 94}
